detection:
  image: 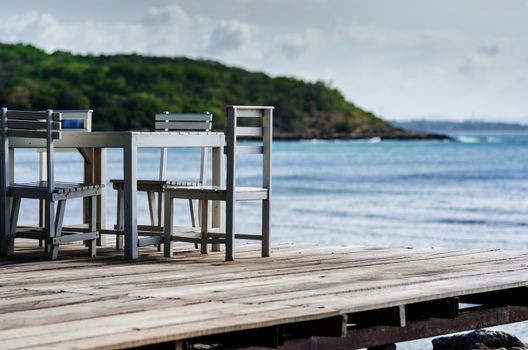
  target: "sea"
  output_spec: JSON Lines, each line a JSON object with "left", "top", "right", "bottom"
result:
{"left": 11, "top": 130, "right": 528, "bottom": 349}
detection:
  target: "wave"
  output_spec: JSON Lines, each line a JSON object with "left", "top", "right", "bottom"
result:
{"left": 456, "top": 136, "right": 480, "bottom": 143}
{"left": 455, "top": 135, "right": 501, "bottom": 143}
{"left": 485, "top": 136, "right": 501, "bottom": 143}
{"left": 435, "top": 218, "right": 487, "bottom": 225}
{"left": 429, "top": 218, "right": 528, "bottom": 227}
{"left": 299, "top": 139, "right": 328, "bottom": 144}
{"left": 368, "top": 136, "right": 382, "bottom": 143}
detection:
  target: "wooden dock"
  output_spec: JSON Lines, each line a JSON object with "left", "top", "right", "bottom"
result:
{"left": 1, "top": 243, "right": 528, "bottom": 350}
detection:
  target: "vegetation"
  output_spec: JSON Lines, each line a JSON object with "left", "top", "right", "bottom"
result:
{"left": 0, "top": 43, "right": 440, "bottom": 139}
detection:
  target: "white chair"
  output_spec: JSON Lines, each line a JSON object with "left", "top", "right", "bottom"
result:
{"left": 163, "top": 106, "right": 273, "bottom": 261}
{"left": 109, "top": 112, "right": 212, "bottom": 249}
{"left": 0, "top": 108, "right": 102, "bottom": 260}
{"left": 36, "top": 109, "right": 93, "bottom": 248}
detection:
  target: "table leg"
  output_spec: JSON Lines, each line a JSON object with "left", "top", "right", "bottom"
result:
{"left": 9, "top": 148, "right": 14, "bottom": 186}
{"left": 123, "top": 137, "right": 138, "bottom": 259}
{"left": 0, "top": 145, "right": 11, "bottom": 254}
{"left": 0, "top": 149, "right": 15, "bottom": 255}
{"left": 94, "top": 148, "right": 107, "bottom": 245}
{"left": 6, "top": 149, "right": 15, "bottom": 253}
{"left": 82, "top": 148, "right": 107, "bottom": 246}
{"left": 82, "top": 148, "right": 94, "bottom": 229}
{"left": 39, "top": 151, "right": 46, "bottom": 240}
{"left": 211, "top": 146, "right": 224, "bottom": 252}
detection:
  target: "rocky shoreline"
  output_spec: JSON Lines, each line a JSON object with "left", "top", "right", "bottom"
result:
{"left": 274, "top": 130, "right": 452, "bottom": 141}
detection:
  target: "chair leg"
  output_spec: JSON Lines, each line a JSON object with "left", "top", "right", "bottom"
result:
{"left": 200, "top": 200, "right": 209, "bottom": 254}
{"left": 88, "top": 196, "right": 97, "bottom": 257}
{"left": 88, "top": 239, "right": 97, "bottom": 257}
{"left": 3, "top": 197, "right": 21, "bottom": 256}
{"left": 158, "top": 191, "right": 165, "bottom": 226}
{"left": 48, "top": 244, "right": 59, "bottom": 260}
{"left": 147, "top": 190, "right": 158, "bottom": 226}
{"left": 189, "top": 199, "right": 199, "bottom": 249}
{"left": 49, "top": 200, "right": 66, "bottom": 261}
{"left": 116, "top": 187, "right": 124, "bottom": 250}
{"left": 189, "top": 199, "right": 197, "bottom": 227}
{"left": 225, "top": 197, "right": 235, "bottom": 262}
{"left": 157, "top": 191, "right": 163, "bottom": 251}
{"left": 262, "top": 199, "right": 270, "bottom": 258}
{"left": 47, "top": 200, "right": 59, "bottom": 260}
{"left": 38, "top": 198, "right": 45, "bottom": 249}
{"left": 163, "top": 193, "right": 174, "bottom": 257}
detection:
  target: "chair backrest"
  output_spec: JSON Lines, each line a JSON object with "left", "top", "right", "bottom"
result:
{"left": 55, "top": 109, "right": 93, "bottom": 132}
{"left": 36, "top": 110, "right": 93, "bottom": 186}
{"left": 155, "top": 112, "right": 212, "bottom": 132}
{"left": 154, "top": 112, "right": 213, "bottom": 183}
{"left": 226, "top": 106, "right": 273, "bottom": 192}
{"left": 1, "top": 108, "right": 62, "bottom": 194}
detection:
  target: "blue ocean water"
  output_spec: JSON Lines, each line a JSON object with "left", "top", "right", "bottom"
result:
{"left": 270, "top": 132, "right": 528, "bottom": 249}
{"left": 10, "top": 130, "right": 528, "bottom": 348}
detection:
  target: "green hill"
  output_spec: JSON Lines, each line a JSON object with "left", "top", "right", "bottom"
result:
{"left": 0, "top": 43, "right": 444, "bottom": 139}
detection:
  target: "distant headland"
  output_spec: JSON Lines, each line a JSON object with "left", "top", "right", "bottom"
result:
{"left": 391, "top": 120, "right": 528, "bottom": 133}
{"left": 0, "top": 43, "right": 448, "bottom": 140}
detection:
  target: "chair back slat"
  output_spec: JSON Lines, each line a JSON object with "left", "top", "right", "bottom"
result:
{"left": 8, "top": 120, "right": 61, "bottom": 130}
{"left": 155, "top": 113, "right": 212, "bottom": 122}
{"left": 233, "top": 108, "right": 264, "bottom": 118}
{"left": 233, "top": 145, "right": 263, "bottom": 155}
{"left": 6, "top": 110, "right": 61, "bottom": 121}
{"left": 236, "top": 126, "right": 263, "bottom": 137}
{"left": 7, "top": 130, "right": 60, "bottom": 140}
{"left": 155, "top": 121, "right": 211, "bottom": 130}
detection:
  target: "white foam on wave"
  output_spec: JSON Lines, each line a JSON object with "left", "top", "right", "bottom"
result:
{"left": 306, "top": 139, "right": 328, "bottom": 143}
{"left": 485, "top": 136, "right": 501, "bottom": 143}
{"left": 456, "top": 136, "right": 480, "bottom": 143}
{"left": 368, "top": 136, "right": 382, "bottom": 143}
{"left": 300, "top": 139, "right": 328, "bottom": 144}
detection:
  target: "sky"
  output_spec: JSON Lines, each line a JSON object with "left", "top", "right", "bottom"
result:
{"left": 0, "top": 0, "right": 527, "bottom": 122}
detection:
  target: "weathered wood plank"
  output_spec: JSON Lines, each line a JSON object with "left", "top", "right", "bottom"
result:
{"left": 0, "top": 296, "right": 190, "bottom": 330}
{"left": 3, "top": 249, "right": 526, "bottom": 303}
{"left": 0, "top": 303, "right": 329, "bottom": 349}
{"left": 25, "top": 306, "right": 335, "bottom": 350}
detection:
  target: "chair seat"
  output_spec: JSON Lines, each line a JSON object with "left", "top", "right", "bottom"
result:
{"left": 163, "top": 185, "right": 269, "bottom": 201}
{"left": 110, "top": 179, "right": 199, "bottom": 191}
{"left": 8, "top": 181, "right": 102, "bottom": 199}
{"left": 168, "top": 226, "right": 262, "bottom": 242}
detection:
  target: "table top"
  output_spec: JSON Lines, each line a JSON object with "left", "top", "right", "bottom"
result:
{"left": 8, "top": 131, "right": 225, "bottom": 148}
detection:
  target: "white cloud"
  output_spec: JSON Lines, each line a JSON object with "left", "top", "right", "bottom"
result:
{"left": 0, "top": 2, "right": 527, "bottom": 121}
{"left": 477, "top": 44, "right": 500, "bottom": 57}
{"left": 276, "top": 29, "right": 323, "bottom": 59}
{"left": 143, "top": 4, "right": 191, "bottom": 26}
{"left": 0, "top": 5, "right": 248, "bottom": 57}
{"left": 207, "top": 19, "right": 254, "bottom": 54}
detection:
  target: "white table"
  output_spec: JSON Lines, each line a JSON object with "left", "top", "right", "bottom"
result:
{"left": 8, "top": 131, "right": 225, "bottom": 259}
